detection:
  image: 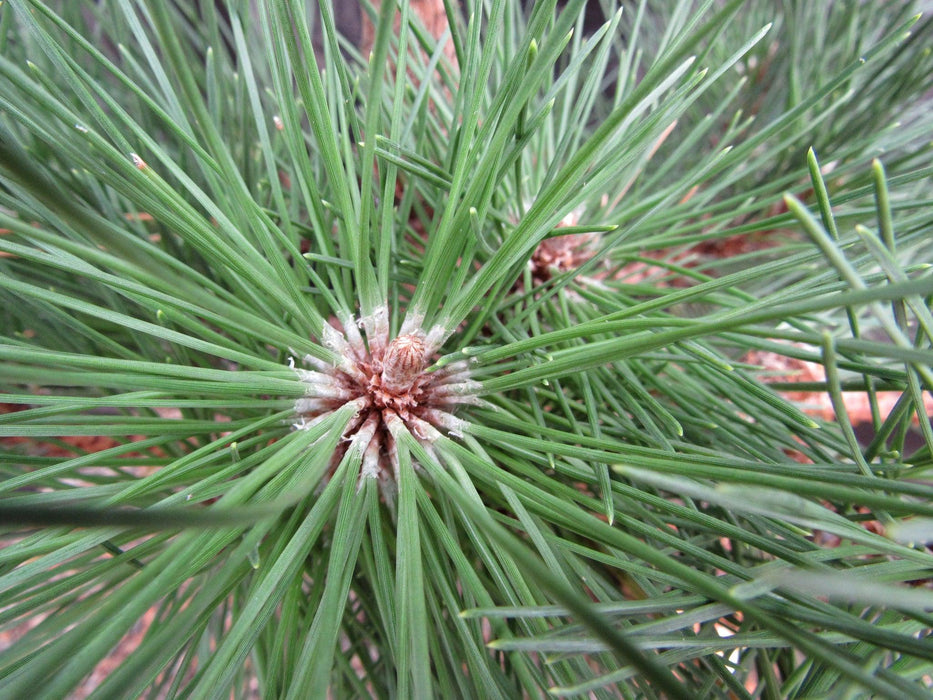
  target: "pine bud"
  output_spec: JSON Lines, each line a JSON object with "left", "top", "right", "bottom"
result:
{"left": 382, "top": 334, "right": 426, "bottom": 391}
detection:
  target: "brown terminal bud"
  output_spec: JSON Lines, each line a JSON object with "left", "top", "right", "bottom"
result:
{"left": 382, "top": 334, "right": 427, "bottom": 392}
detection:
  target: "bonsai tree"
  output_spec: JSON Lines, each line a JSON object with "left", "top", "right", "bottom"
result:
{"left": 1, "top": 0, "right": 932, "bottom": 696}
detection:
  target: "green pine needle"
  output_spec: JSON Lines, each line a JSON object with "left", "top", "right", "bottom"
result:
{"left": 1, "top": 0, "right": 932, "bottom": 697}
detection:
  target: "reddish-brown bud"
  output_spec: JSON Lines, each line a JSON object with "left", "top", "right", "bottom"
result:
{"left": 381, "top": 334, "right": 426, "bottom": 391}
{"left": 293, "top": 309, "right": 473, "bottom": 483}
